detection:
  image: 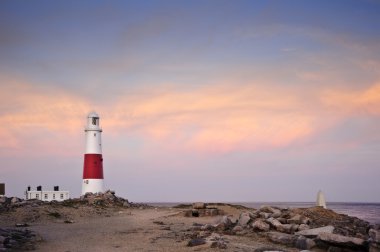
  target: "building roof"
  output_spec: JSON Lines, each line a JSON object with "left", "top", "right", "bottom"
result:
{"left": 87, "top": 112, "right": 99, "bottom": 118}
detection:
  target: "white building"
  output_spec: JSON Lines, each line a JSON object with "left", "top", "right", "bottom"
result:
{"left": 25, "top": 186, "right": 70, "bottom": 202}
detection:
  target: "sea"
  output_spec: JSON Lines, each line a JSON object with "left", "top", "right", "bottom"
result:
{"left": 149, "top": 202, "right": 380, "bottom": 225}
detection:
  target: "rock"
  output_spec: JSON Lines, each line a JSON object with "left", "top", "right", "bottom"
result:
{"left": 258, "top": 206, "right": 282, "bottom": 218}
{"left": 221, "top": 215, "right": 235, "bottom": 226}
{"left": 369, "top": 229, "right": 380, "bottom": 243}
{"left": 301, "top": 217, "right": 311, "bottom": 225}
{"left": 369, "top": 243, "right": 380, "bottom": 252}
{"left": 187, "top": 238, "right": 206, "bottom": 247}
{"left": 252, "top": 219, "right": 270, "bottom": 232}
{"left": 201, "top": 224, "right": 214, "bottom": 231}
{"left": 254, "top": 246, "right": 287, "bottom": 252}
{"left": 0, "top": 197, "right": 6, "bottom": 204}
{"left": 282, "top": 224, "right": 299, "bottom": 234}
{"left": 192, "top": 202, "right": 206, "bottom": 209}
{"left": 0, "top": 228, "right": 41, "bottom": 250}
{"left": 238, "top": 212, "right": 251, "bottom": 227}
{"left": 317, "top": 232, "right": 366, "bottom": 249}
{"left": 10, "top": 197, "right": 20, "bottom": 204}
{"left": 232, "top": 225, "right": 244, "bottom": 232}
{"left": 287, "top": 214, "right": 302, "bottom": 224}
{"left": 249, "top": 212, "right": 259, "bottom": 219}
{"left": 215, "top": 215, "right": 235, "bottom": 231}
{"left": 298, "top": 224, "right": 310, "bottom": 231}
{"left": 295, "top": 236, "right": 316, "bottom": 250}
{"left": 210, "top": 241, "right": 227, "bottom": 249}
{"left": 207, "top": 233, "right": 228, "bottom": 249}
{"left": 123, "top": 202, "right": 130, "bottom": 207}
{"left": 266, "top": 217, "right": 284, "bottom": 232}
{"left": 267, "top": 231, "right": 297, "bottom": 246}
{"left": 277, "top": 218, "right": 287, "bottom": 224}
{"left": 260, "top": 205, "right": 280, "bottom": 213}
{"left": 271, "top": 210, "right": 282, "bottom": 218}
{"left": 296, "top": 225, "right": 334, "bottom": 237}
{"left": 259, "top": 212, "right": 271, "bottom": 219}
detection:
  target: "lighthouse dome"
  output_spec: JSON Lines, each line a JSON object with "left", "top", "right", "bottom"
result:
{"left": 85, "top": 112, "right": 102, "bottom": 131}
{"left": 87, "top": 112, "right": 99, "bottom": 118}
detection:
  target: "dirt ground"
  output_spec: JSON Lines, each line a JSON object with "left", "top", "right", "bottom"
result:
{"left": 0, "top": 204, "right": 299, "bottom": 251}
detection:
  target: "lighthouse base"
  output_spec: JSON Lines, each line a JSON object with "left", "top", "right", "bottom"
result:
{"left": 82, "top": 179, "right": 104, "bottom": 195}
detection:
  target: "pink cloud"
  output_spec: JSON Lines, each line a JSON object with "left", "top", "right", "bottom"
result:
{"left": 102, "top": 84, "right": 319, "bottom": 153}
{"left": 2, "top": 75, "right": 380, "bottom": 158}
{"left": 321, "top": 83, "right": 380, "bottom": 115}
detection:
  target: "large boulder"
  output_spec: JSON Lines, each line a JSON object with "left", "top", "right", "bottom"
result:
{"left": 238, "top": 212, "right": 251, "bottom": 227}
{"left": 295, "top": 235, "right": 316, "bottom": 250}
{"left": 260, "top": 206, "right": 282, "bottom": 218}
{"left": 249, "top": 211, "right": 259, "bottom": 219}
{"left": 10, "top": 197, "right": 20, "bottom": 204}
{"left": 282, "top": 224, "right": 299, "bottom": 234}
{"left": 287, "top": 214, "right": 302, "bottom": 224}
{"left": 369, "top": 229, "right": 380, "bottom": 243}
{"left": 271, "top": 210, "right": 282, "bottom": 218}
{"left": 215, "top": 215, "right": 235, "bottom": 231}
{"left": 260, "top": 205, "right": 280, "bottom": 213}
{"left": 295, "top": 225, "right": 334, "bottom": 237}
{"left": 252, "top": 219, "right": 270, "bottom": 232}
{"left": 232, "top": 225, "right": 244, "bottom": 232}
{"left": 267, "top": 232, "right": 297, "bottom": 246}
{"left": 259, "top": 212, "right": 271, "bottom": 219}
{"left": 298, "top": 224, "right": 310, "bottom": 231}
{"left": 316, "top": 232, "right": 366, "bottom": 249}
{"left": 266, "top": 217, "right": 284, "bottom": 232}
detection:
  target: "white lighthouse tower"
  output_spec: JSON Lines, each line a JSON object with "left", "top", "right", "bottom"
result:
{"left": 82, "top": 112, "right": 104, "bottom": 195}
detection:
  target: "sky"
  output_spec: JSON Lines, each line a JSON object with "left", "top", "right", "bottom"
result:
{"left": 1, "top": 0, "right": 380, "bottom": 202}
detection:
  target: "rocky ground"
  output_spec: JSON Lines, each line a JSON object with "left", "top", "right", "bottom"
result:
{"left": 0, "top": 192, "right": 379, "bottom": 251}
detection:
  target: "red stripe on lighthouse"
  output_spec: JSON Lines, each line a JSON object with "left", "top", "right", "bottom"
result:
{"left": 83, "top": 154, "right": 104, "bottom": 179}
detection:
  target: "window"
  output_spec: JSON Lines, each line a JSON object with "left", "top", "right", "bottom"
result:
{"left": 60, "top": 194, "right": 64, "bottom": 199}
{"left": 53, "top": 194, "right": 55, "bottom": 199}
{"left": 44, "top": 194, "right": 48, "bottom": 199}
{"left": 36, "top": 194, "right": 39, "bottom": 199}
{"left": 92, "top": 118, "right": 97, "bottom": 125}
{"left": 94, "top": 133, "right": 96, "bottom": 137}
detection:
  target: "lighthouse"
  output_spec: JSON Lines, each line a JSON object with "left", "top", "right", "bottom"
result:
{"left": 82, "top": 112, "right": 104, "bottom": 195}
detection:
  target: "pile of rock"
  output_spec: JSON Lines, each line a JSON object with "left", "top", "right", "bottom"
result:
{"left": 187, "top": 232, "right": 228, "bottom": 249}
{"left": 0, "top": 228, "right": 42, "bottom": 251}
{"left": 196, "top": 205, "right": 378, "bottom": 251}
{"left": 369, "top": 228, "right": 380, "bottom": 252}
{"left": 184, "top": 202, "right": 224, "bottom": 217}
{"left": 0, "top": 197, "right": 43, "bottom": 213}
{"left": 1, "top": 191, "right": 152, "bottom": 213}
{"left": 79, "top": 190, "right": 130, "bottom": 207}
{"left": 78, "top": 190, "right": 152, "bottom": 209}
